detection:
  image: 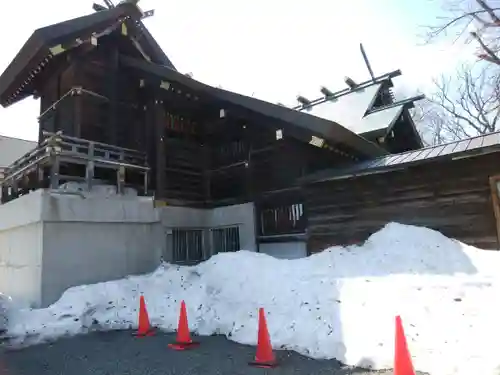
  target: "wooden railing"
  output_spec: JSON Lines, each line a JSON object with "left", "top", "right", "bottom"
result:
{"left": 1, "top": 131, "right": 149, "bottom": 203}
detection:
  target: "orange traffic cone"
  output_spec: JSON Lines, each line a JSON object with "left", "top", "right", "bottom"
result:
{"left": 394, "top": 315, "right": 415, "bottom": 375}
{"left": 249, "top": 308, "right": 277, "bottom": 368}
{"left": 168, "top": 300, "right": 199, "bottom": 350}
{"left": 133, "top": 295, "right": 155, "bottom": 337}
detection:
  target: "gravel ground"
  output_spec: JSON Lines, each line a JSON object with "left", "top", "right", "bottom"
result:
{"left": 0, "top": 331, "right": 394, "bottom": 375}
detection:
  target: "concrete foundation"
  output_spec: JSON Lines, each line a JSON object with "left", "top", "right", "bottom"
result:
{"left": 0, "top": 189, "right": 162, "bottom": 308}
{"left": 259, "top": 242, "right": 307, "bottom": 259}
{"left": 159, "top": 202, "right": 257, "bottom": 262}
{"left": 0, "top": 190, "right": 303, "bottom": 308}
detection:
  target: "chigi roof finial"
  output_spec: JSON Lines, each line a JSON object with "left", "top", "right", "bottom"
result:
{"left": 92, "top": 0, "right": 155, "bottom": 20}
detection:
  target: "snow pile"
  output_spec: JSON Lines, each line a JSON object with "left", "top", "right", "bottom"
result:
{"left": 0, "top": 293, "right": 13, "bottom": 333}
{"left": 5, "top": 222, "right": 500, "bottom": 375}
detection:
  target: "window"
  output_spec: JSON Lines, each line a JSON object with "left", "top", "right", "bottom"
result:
{"left": 211, "top": 226, "right": 240, "bottom": 253}
{"left": 259, "top": 203, "right": 305, "bottom": 236}
{"left": 172, "top": 229, "right": 204, "bottom": 263}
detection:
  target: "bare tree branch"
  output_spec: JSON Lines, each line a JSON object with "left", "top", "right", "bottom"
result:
{"left": 413, "top": 63, "right": 500, "bottom": 144}
{"left": 425, "top": 0, "right": 500, "bottom": 63}
{"left": 476, "top": 0, "right": 500, "bottom": 23}
{"left": 419, "top": 2, "right": 500, "bottom": 144}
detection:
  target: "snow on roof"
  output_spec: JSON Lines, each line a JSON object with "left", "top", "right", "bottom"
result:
{"left": 301, "top": 83, "right": 383, "bottom": 133}
{"left": 299, "top": 83, "right": 406, "bottom": 135}
{"left": 0, "top": 135, "right": 36, "bottom": 168}
{"left": 359, "top": 104, "right": 404, "bottom": 134}
{"left": 293, "top": 70, "right": 422, "bottom": 137}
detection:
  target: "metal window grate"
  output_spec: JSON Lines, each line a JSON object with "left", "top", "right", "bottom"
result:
{"left": 172, "top": 229, "right": 204, "bottom": 263}
{"left": 259, "top": 202, "right": 305, "bottom": 236}
{"left": 211, "top": 226, "right": 240, "bottom": 253}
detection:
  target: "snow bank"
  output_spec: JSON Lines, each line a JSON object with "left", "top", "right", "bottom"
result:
{"left": 5, "top": 222, "right": 500, "bottom": 375}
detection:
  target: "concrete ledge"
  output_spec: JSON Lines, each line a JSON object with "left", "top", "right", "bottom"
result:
{"left": 41, "top": 190, "right": 159, "bottom": 223}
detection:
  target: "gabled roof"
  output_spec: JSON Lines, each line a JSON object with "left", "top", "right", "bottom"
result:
{"left": 0, "top": 2, "right": 175, "bottom": 107}
{"left": 119, "top": 56, "right": 388, "bottom": 158}
{"left": 301, "top": 83, "right": 384, "bottom": 134}
{"left": 293, "top": 71, "right": 424, "bottom": 139}
{"left": 299, "top": 131, "right": 500, "bottom": 184}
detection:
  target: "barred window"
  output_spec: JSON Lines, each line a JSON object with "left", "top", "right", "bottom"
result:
{"left": 172, "top": 229, "right": 204, "bottom": 263}
{"left": 259, "top": 202, "right": 305, "bottom": 236}
{"left": 211, "top": 226, "right": 240, "bottom": 253}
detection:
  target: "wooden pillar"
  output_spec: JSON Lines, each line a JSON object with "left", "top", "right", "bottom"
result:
{"left": 73, "top": 90, "right": 83, "bottom": 138}
{"left": 108, "top": 46, "right": 120, "bottom": 146}
{"left": 49, "top": 156, "right": 60, "bottom": 189}
{"left": 85, "top": 142, "right": 95, "bottom": 191}
{"left": 201, "top": 123, "right": 211, "bottom": 203}
{"left": 154, "top": 100, "right": 167, "bottom": 200}
{"left": 0, "top": 185, "right": 7, "bottom": 204}
{"left": 244, "top": 125, "right": 253, "bottom": 200}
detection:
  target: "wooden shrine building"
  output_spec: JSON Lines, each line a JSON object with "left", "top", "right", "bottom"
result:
{"left": 1, "top": 0, "right": 469, "bottom": 257}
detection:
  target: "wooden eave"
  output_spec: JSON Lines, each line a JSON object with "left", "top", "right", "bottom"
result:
{"left": 0, "top": 3, "right": 175, "bottom": 107}
{"left": 119, "top": 55, "right": 388, "bottom": 159}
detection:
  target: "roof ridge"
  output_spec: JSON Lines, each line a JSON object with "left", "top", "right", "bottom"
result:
{"left": 293, "top": 70, "right": 401, "bottom": 111}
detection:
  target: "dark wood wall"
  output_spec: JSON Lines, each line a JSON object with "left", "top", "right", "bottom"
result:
{"left": 305, "top": 152, "right": 500, "bottom": 252}
{"left": 33, "top": 29, "right": 355, "bottom": 211}
{"left": 38, "top": 57, "right": 78, "bottom": 139}
{"left": 37, "top": 34, "right": 145, "bottom": 149}
{"left": 159, "top": 112, "right": 204, "bottom": 202}
{"left": 206, "top": 119, "right": 349, "bottom": 203}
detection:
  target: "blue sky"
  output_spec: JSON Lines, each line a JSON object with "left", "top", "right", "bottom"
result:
{"left": 0, "top": 0, "right": 474, "bottom": 141}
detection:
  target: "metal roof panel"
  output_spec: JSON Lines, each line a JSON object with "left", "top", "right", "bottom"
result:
{"left": 410, "top": 147, "right": 435, "bottom": 162}
{"left": 467, "top": 135, "right": 485, "bottom": 150}
{"left": 426, "top": 144, "right": 447, "bottom": 158}
{"left": 453, "top": 138, "right": 472, "bottom": 153}
{"left": 438, "top": 141, "right": 459, "bottom": 157}
{"left": 481, "top": 132, "right": 499, "bottom": 147}
{"left": 300, "top": 130, "right": 500, "bottom": 184}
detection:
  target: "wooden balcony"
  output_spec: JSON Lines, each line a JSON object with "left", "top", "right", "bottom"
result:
{"left": 0, "top": 131, "right": 149, "bottom": 203}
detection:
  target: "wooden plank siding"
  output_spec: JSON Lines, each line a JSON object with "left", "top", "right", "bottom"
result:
{"left": 304, "top": 152, "right": 500, "bottom": 253}
{"left": 26, "top": 25, "right": 365, "bottom": 209}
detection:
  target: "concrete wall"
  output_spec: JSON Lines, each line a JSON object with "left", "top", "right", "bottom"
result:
{"left": 159, "top": 206, "right": 207, "bottom": 228}
{"left": 259, "top": 241, "right": 307, "bottom": 259}
{"left": 158, "top": 206, "right": 208, "bottom": 262}
{"left": 40, "top": 192, "right": 162, "bottom": 307}
{"left": 159, "top": 202, "right": 256, "bottom": 261}
{"left": 0, "top": 190, "right": 163, "bottom": 307}
{"left": 0, "top": 191, "right": 44, "bottom": 308}
{"left": 211, "top": 203, "right": 256, "bottom": 252}
{"left": 0, "top": 192, "right": 259, "bottom": 307}
{"left": 0, "top": 223, "right": 43, "bottom": 308}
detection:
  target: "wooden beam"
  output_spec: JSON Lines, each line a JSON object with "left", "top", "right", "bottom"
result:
{"left": 155, "top": 100, "right": 167, "bottom": 199}
{"left": 201, "top": 125, "right": 211, "bottom": 202}
{"left": 108, "top": 44, "right": 120, "bottom": 145}
{"left": 71, "top": 59, "right": 83, "bottom": 138}
{"left": 73, "top": 90, "right": 83, "bottom": 138}
{"left": 489, "top": 175, "right": 500, "bottom": 248}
